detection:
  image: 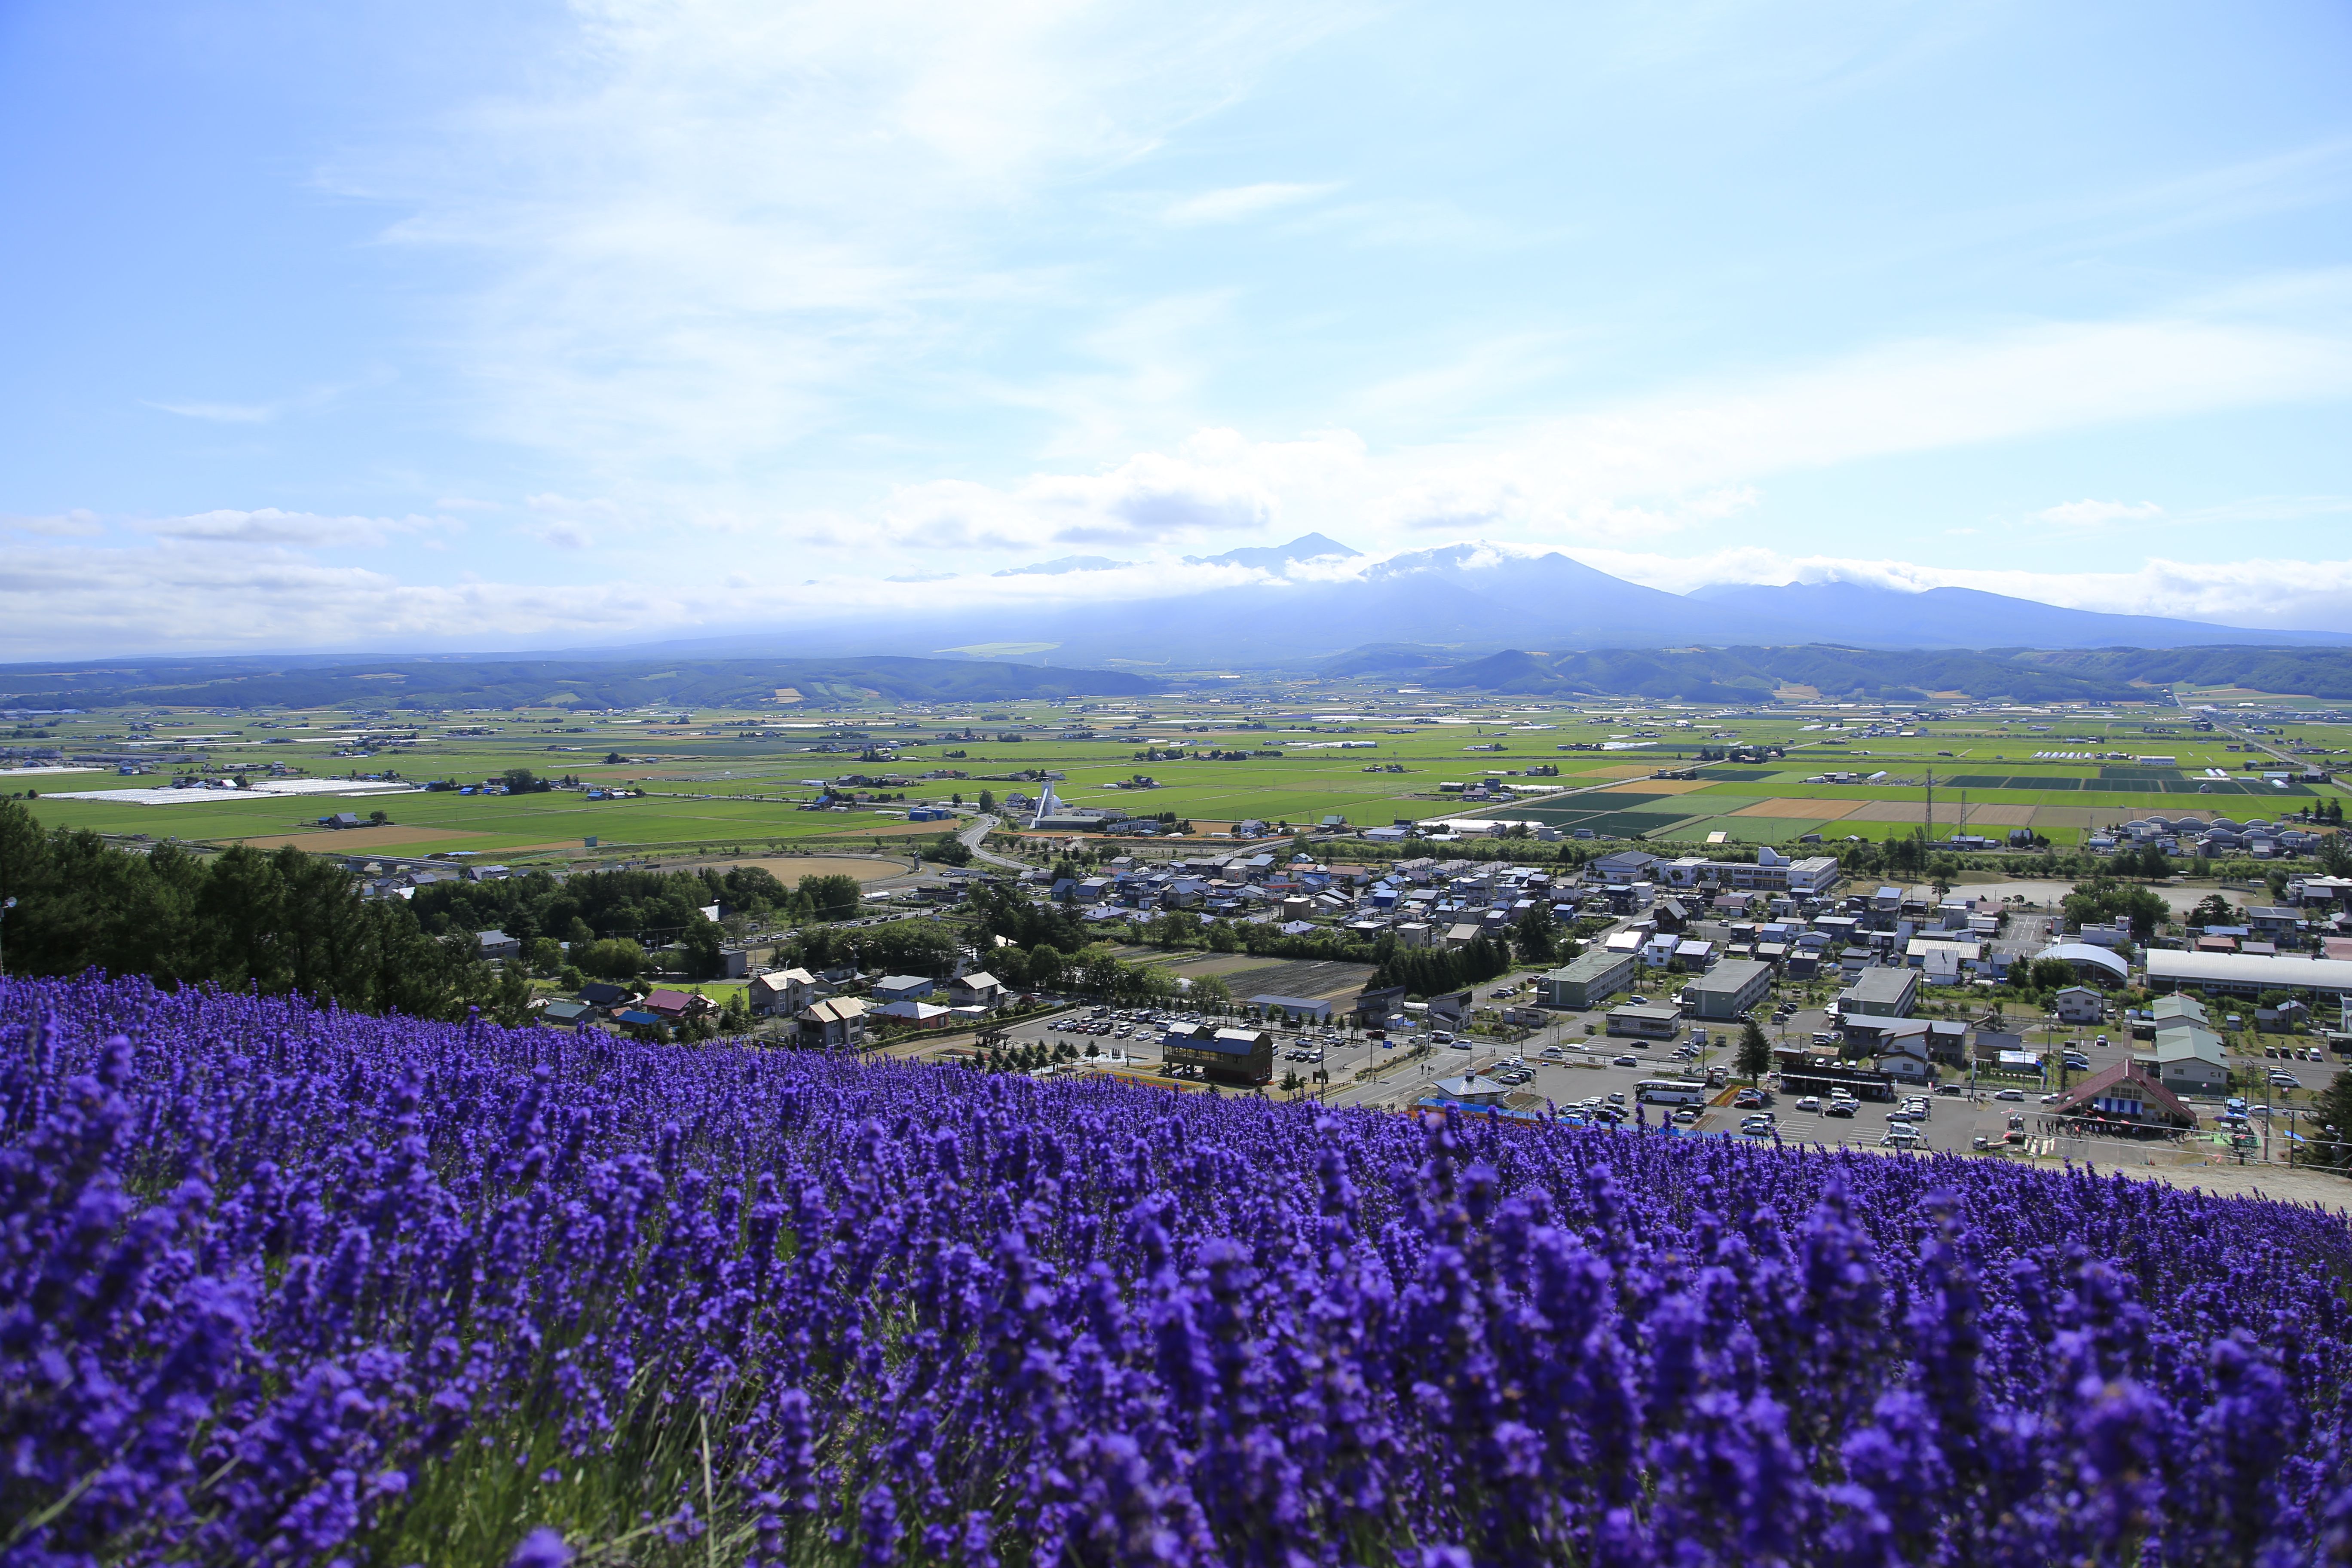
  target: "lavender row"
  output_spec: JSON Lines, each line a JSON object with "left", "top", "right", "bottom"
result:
{"left": 6, "top": 972, "right": 2352, "bottom": 1565}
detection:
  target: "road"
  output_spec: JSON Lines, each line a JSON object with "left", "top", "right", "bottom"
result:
{"left": 957, "top": 812, "right": 1029, "bottom": 871}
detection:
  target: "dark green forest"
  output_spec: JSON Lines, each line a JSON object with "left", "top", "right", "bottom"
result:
{"left": 0, "top": 800, "right": 871, "bottom": 1021}
{"left": 1324, "top": 643, "right": 2352, "bottom": 703}
{"left": 0, "top": 799, "right": 539, "bottom": 1022}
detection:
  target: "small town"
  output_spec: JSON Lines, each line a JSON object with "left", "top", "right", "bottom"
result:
{"left": 11, "top": 1, "right": 2352, "bottom": 1560}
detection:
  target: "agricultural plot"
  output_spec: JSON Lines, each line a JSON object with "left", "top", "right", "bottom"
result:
{"left": 16, "top": 687, "right": 2344, "bottom": 863}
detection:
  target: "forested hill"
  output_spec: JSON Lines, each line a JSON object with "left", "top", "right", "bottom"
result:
{"left": 0, "top": 653, "right": 1162, "bottom": 710}
{"left": 1321, "top": 644, "right": 2352, "bottom": 702}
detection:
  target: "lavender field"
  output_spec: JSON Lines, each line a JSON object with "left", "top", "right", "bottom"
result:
{"left": 7, "top": 974, "right": 2352, "bottom": 1566}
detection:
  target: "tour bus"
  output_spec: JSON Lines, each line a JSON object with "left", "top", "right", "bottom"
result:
{"left": 1635, "top": 1078, "right": 1712, "bottom": 1106}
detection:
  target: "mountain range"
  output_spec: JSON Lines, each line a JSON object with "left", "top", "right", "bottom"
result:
{"left": 586, "top": 535, "right": 2350, "bottom": 668}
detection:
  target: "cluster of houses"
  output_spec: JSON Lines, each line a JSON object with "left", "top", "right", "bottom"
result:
{"left": 2087, "top": 814, "right": 2328, "bottom": 859}
{"left": 1027, "top": 844, "right": 1862, "bottom": 954}
{"left": 530, "top": 959, "right": 1015, "bottom": 1051}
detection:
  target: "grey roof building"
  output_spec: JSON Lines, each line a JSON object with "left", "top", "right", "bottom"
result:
{"left": 1839, "top": 966, "right": 1920, "bottom": 1019}
{"left": 1684, "top": 957, "right": 1773, "bottom": 1021}
{"left": 1537, "top": 950, "right": 1637, "bottom": 1010}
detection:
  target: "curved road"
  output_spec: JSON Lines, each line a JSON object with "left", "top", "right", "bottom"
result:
{"left": 957, "top": 813, "right": 1029, "bottom": 871}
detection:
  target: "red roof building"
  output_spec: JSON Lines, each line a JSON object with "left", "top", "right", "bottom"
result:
{"left": 2049, "top": 1060, "right": 2197, "bottom": 1133}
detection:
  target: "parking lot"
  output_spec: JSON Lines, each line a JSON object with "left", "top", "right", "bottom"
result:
{"left": 968, "top": 987, "right": 2340, "bottom": 1165}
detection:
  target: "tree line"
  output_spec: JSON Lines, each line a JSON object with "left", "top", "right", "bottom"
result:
{"left": 0, "top": 801, "right": 881, "bottom": 1017}
{"left": 0, "top": 800, "right": 535, "bottom": 1023}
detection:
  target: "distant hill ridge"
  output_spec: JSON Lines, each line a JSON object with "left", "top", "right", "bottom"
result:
{"left": 0, "top": 655, "right": 1161, "bottom": 712}
{"left": 9, "top": 644, "right": 2352, "bottom": 708}
{"left": 588, "top": 536, "right": 2344, "bottom": 667}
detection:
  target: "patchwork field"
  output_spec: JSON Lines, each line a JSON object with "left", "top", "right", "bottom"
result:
{"left": 1729, "top": 797, "right": 1864, "bottom": 820}
{"left": 16, "top": 688, "right": 2344, "bottom": 861}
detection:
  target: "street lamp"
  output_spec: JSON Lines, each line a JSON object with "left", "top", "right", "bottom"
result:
{"left": 0, "top": 895, "right": 14, "bottom": 975}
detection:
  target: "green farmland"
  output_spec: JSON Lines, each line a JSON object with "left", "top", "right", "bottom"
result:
{"left": 10, "top": 684, "right": 2346, "bottom": 863}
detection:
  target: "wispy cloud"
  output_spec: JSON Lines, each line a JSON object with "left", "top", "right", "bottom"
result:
{"left": 532, "top": 523, "right": 594, "bottom": 551}
{"left": 345, "top": 1, "right": 1360, "bottom": 475}
{"left": 141, "top": 399, "right": 276, "bottom": 424}
{"left": 2037, "top": 499, "right": 2163, "bottom": 527}
{"left": 138, "top": 508, "right": 461, "bottom": 549}
{"left": 1162, "top": 181, "right": 1338, "bottom": 225}
{"left": 842, "top": 279, "right": 2352, "bottom": 563}
{"left": 1, "top": 509, "right": 106, "bottom": 538}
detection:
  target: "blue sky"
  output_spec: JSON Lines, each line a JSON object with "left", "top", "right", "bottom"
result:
{"left": 3, "top": 0, "right": 2350, "bottom": 656}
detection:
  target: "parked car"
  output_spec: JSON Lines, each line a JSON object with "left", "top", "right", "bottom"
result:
{"left": 1824, "top": 1100, "right": 1858, "bottom": 1119}
{"left": 1795, "top": 1095, "right": 1822, "bottom": 1112}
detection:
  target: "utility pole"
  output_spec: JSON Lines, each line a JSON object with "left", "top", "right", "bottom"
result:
{"left": 1925, "top": 767, "right": 1934, "bottom": 846}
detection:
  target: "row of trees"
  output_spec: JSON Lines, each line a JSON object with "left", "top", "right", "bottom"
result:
{"left": 0, "top": 801, "right": 535, "bottom": 1023}
{"left": 2060, "top": 874, "right": 2176, "bottom": 941}
{"left": 411, "top": 864, "right": 864, "bottom": 980}
{"left": 1369, "top": 937, "right": 1516, "bottom": 999}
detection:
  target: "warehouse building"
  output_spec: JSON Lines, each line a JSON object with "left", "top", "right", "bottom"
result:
{"left": 2144, "top": 949, "right": 2352, "bottom": 1001}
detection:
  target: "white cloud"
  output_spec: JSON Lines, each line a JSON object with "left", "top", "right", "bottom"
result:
{"left": 348, "top": 0, "right": 1358, "bottom": 475}
{"left": 1573, "top": 544, "right": 2352, "bottom": 631}
{"left": 138, "top": 508, "right": 461, "bottom": 549}
{"left": 140, "top": 399, "right": 276, "bottom": 424}
{"left": 1, "top": 509, "right": 105, "bottom": 538}
{"left": 861, "top": 280, "right": 2352, "bottom": 562}
{"left": 2038, "top": 498, "right": 2163, "bottom": 527}
{"left": 12, "top": 525, "right": 2352, "bottom": 660}
{"left": 1162, "top": 182, "right": 1338, "bottom": 225}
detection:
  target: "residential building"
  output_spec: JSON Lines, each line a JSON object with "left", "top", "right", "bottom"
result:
{"left": 2145, "top": 1026, "right": 2229, "bottom": 1096}
{"left": 640, "top": 989, "right": 705, "bottom": 1020}
{"left": 1841, "top": 1014, "right": 1931, "bottom": 1057}
{"left": 477, "top": 929, "right": 523, "bottom": 962}
{"left": 1606, "top": 1003, "right": 1684, "bottom": 1039}
{"left": 873, "top": 975, "right": 936, "bottom": 1003}
{"left": 2052, "top": 986, "right": 2106, "bottom": 1025}
{"left": 946, "top": 971, "right": 1005, "bottom": 1011}
{"left": 748, "top": 967, "right": 819, "bottom": 1017}
{"left": 1684, "top": 958, "right": 1772, "bottom": 1021}
{"left": 1166, "top": 1026, "right": 1273, "bottom": 1085}
{"left": 797, "top": 996, "right": 870, "bottom": 1050}
{"left": 1537, "top": 951, "right": 1637, "bottom": 1010}
{"left": 1839, "top": 966, "right": 1920, "bottom": 1019}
